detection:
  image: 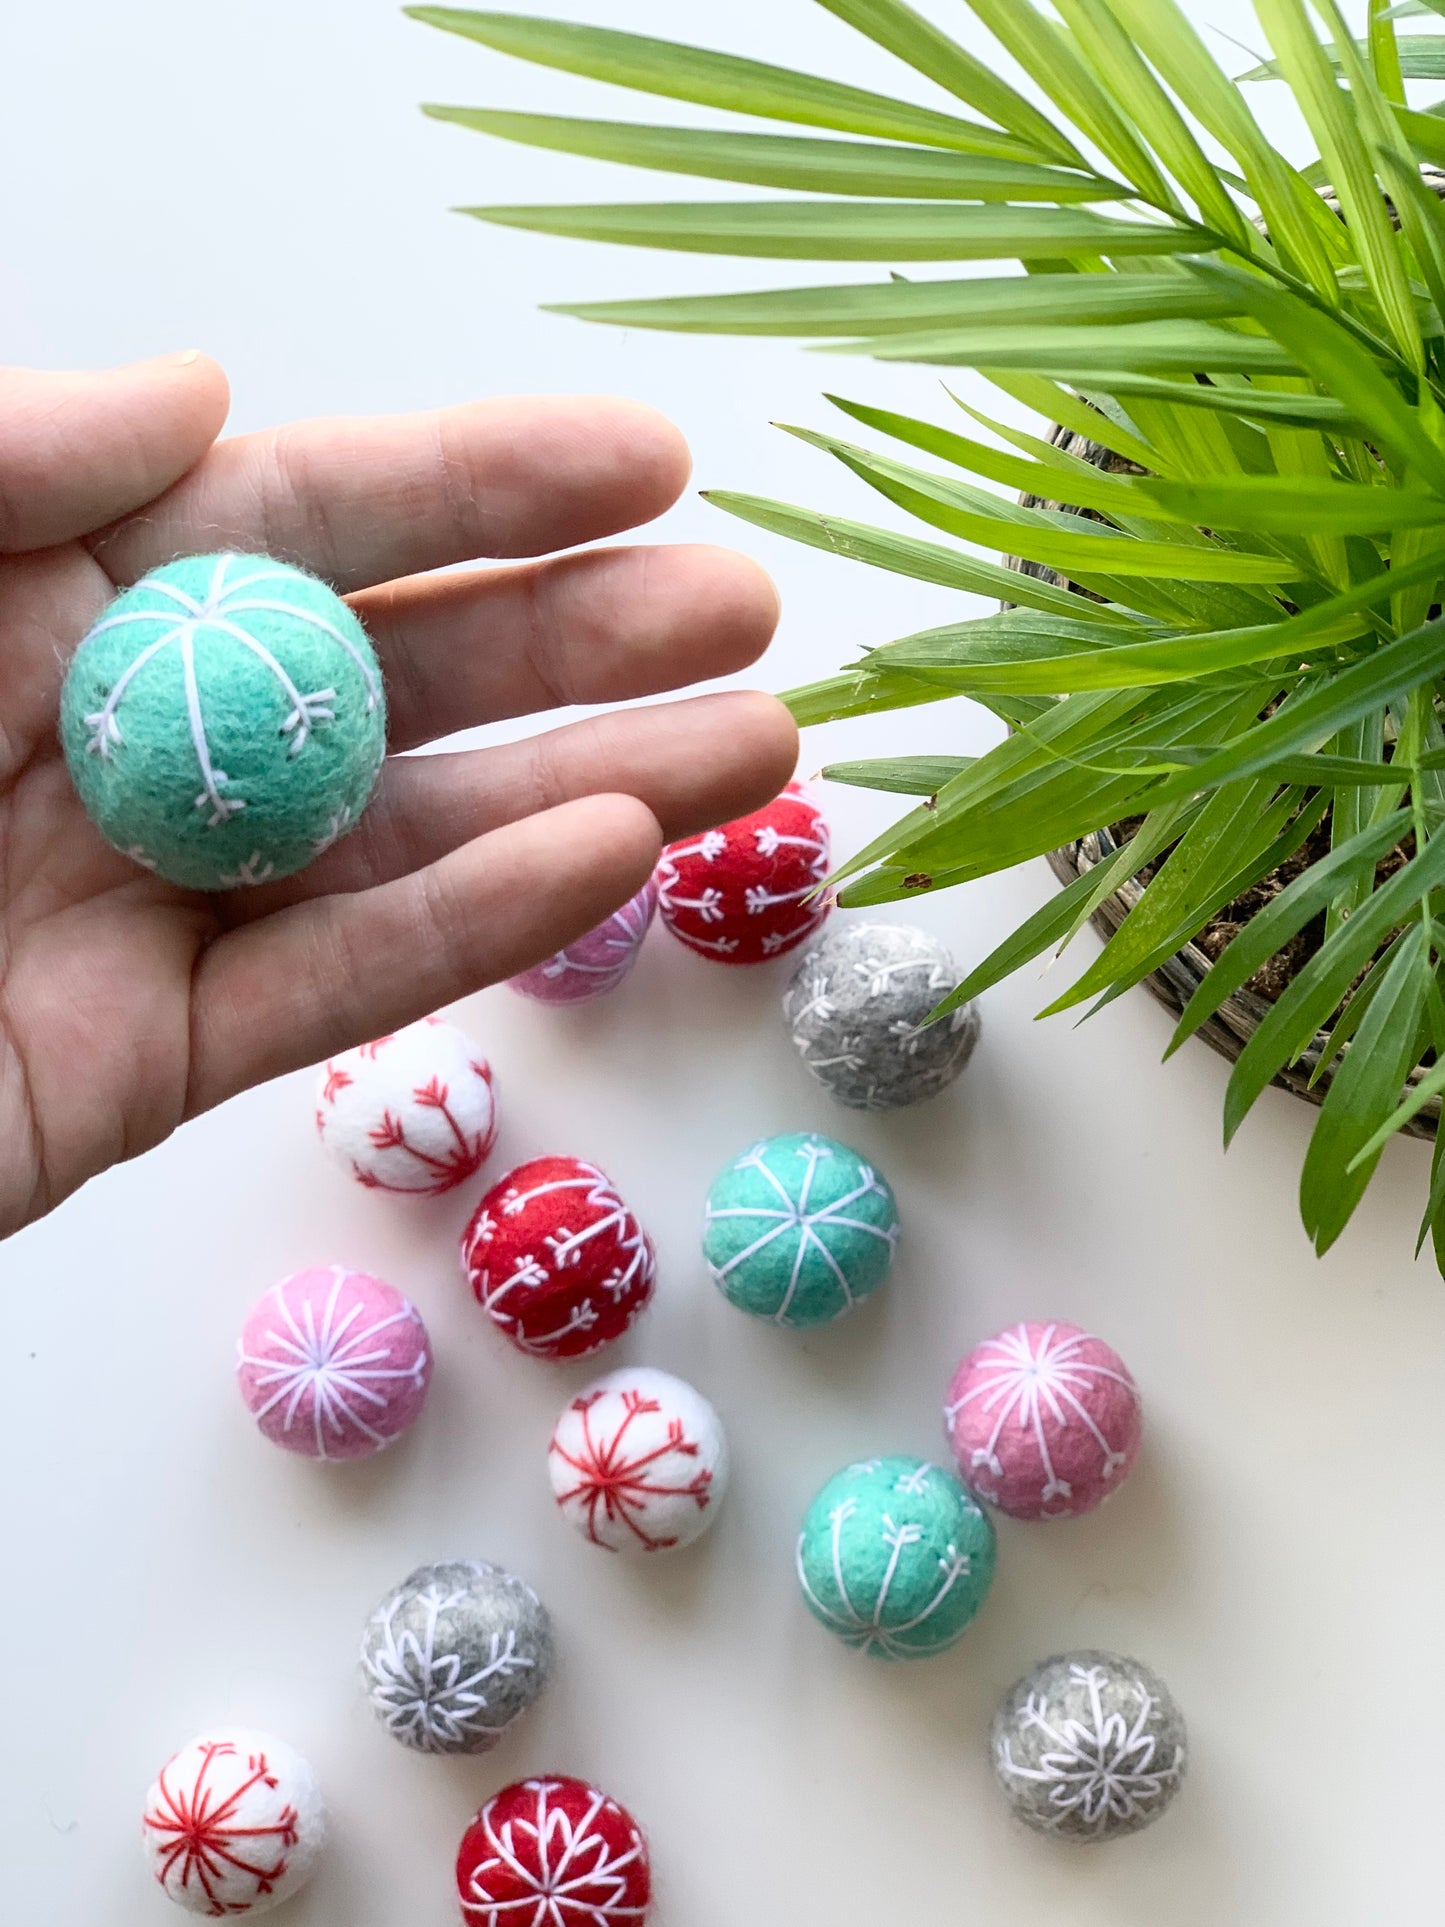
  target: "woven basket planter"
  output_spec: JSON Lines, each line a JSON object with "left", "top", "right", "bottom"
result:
{"left": 1013, "top": 421, "right": 1441, "bottom": 1138}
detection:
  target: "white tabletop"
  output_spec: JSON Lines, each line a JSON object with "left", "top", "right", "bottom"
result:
{"left": 3, "top": 5, "right": 1442, "bottom": 1923}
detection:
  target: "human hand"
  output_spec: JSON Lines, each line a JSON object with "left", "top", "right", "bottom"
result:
{"left": 0, "top": 354, "right": 795, "bottom": 1237}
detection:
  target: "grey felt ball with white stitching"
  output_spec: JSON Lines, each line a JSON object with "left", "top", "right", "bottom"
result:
{"left": 360, "top": 1560, "right": 554, "bottom": 1756}
{"left": 783, "top": 921, "right": 980, "bottom": 1110}
{"left": 991, "top": 1649, "right": 1188, "bottom": 1843}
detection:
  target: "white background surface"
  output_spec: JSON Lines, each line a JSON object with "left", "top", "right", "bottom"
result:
{"left": 3, "top": 4, "right": 1443, "bottom": 1923}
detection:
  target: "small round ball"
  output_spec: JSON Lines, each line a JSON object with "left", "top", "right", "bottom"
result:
{"left": 703, "top": 1131, "right": 898, "bottom": 1328}
{"left": 656, "top": 778, "right": 831, "bottom": 965}
{"left": 361, "top": 1560, "right": 553, "bottom": 1756}
{"left": 457, "top": 1777, "right": 652, "bottom": 1927}
{"left": 992, "top": 1650, "right": 1187, "bottom": 1841}
{"left": 783, "top": 920, "right": 980, "bottom": 1110}
{"left": 797, "top": 1456, "right": 996, "bottom": 1658}
{"left": 510, "top": 878, "right": 658, "bottom": 1005}
{"left": 236, "top": 1266, "right": 432, "bottom": 1462}
{"left": 61, "top": 551, "right": 385, "bottom": 890}
{"left": 945, "top": 1321, "right": 1143, "bottom": 1520}
{"left": 549, "top": 1367, "right": 729, "bottom": 1554}
{"left": 462, "top": 1155, "right": 656, "bottom": 1359}
{"left": 142, "top": 1728, "right": 325, "bottom": 1916}
{"left": 316, "top": 1017, "right": 498, "bottom": 1196}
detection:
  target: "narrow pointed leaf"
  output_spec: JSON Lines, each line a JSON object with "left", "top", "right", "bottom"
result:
{"left": 464, "top": 200, "right": 1215, "bottom": 261}
{"left": 817, "top": 317, "right": 1302, "bottom": 373}
{"left": 404, "top": 8, "right": 1044, "bottom": 156}
{"left": 427, "top": 109, "right": 1127, "bottom": 200}
{"left": 549, "top": 271, "right": 1248, "bottom": 336}
{"left": 821, "top": 755, "right": 974, "bottom": 795}
{"left": 701, "top": 490, "right": 1139, "bottom": 620}
{"left": 815, "top": 0, "right": 1077, "bottom": 160}
{"left": 1298, "top": 925, "right": 1431, "bottom": 1252}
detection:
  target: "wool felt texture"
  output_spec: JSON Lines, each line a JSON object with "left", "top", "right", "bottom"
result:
{"left": 142, "top": 1728, "right": 326, "bottom": 1917}
{"left": 462, "top": 1156, "right": 656, "bottom": 1359}
{"left": 360, "top": 1560, "right": 554, "bottom": 1757}
{"left": 549, "top": 1366, "right": 729, "bottom": 1554}
{"left": 457, "top": 1777, "right": 652, "bottom": 1927}
{"left": 945, "top": 1321, "right": 1143, "bottom": 1521}
{"left": 316, "top": 1016, "right": 498, "bottom": 1196}
{"left": 60, "top": 551, "right": 385, "bottom": 891}
{"left": 702, "top": 1131, "right": 899, "bottom": 1328}
{"left": 796, "top": 1456, "right": 996, "bottom": 1659}
{"left": 991, "top": 1650, "right": 1187, "bottom": 1842}
{"left": 511, "top": 878, "right": 659, "bottom": 1005}
{"left": 236, "top": 1266, "right": 432, "bottom": 1462}
{"left": 656, "top": 778, "right": 830, "bottom": 964}
{"left": 783, "top": 920, "right": 980, "bottom": 1111}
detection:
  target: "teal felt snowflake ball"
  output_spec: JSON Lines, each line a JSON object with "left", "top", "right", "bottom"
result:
{"left": 59, "top": 552, "right": 386, "bottom": 891}
{"left": 797, "top": 1455, "right": 997, "bottom": 1659}
{"left": 702, "top": 1130, "right": 899, "bottom": 1328}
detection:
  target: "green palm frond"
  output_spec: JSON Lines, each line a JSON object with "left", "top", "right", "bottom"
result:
{"left": 408, "top": 0, "right": 1445, "bottom": 1268}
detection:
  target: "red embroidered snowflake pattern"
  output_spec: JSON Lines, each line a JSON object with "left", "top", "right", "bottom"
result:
{"left": 462, "top": 1157, "right": 655, "bottom": 1360}
{"left": 656, "top": 779, "right": 831, "bottom": 965}
{"left": 548, "top": 1368, "right": 727, "bottom": 1552}
{"left": 143, "top": 1739, "right": 300, "bottom": 1917}
{"left": 316, "top": 1017, "right": 498, "bottom": 1196}
{"left": 456, "top": 1777, "right": 652, "bottom": 1927}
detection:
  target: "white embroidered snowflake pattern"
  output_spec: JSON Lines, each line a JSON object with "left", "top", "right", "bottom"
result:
{"left": 796, "top": 1462, "right": 974, "bottom": 1659}
{"left": 997, "top": 1662, "right": 1185, "bottom": 1836}
{"left": 363, "top": 1577, "right": 538, "bottom": 1753}
{"left": 470, "top": 1161, "right": 655, "bottom": 1357}
{"left": 237, "top": 1268, "right": 429, "bottom": 1460}
{"left": 945, "top": 1322, "right": 1138, "bottom": 1512}
{"left": 705, "top": 1134, "right": 898, "bottom": 1325}
{"left": 82, "top": 552, "right": 381, "bottom": 828}
{"left": 528, "top": 886, "right": 656, "bottom": 993}
{"left": 460, "top": 1780, "right": 649, "bottom": 1926}
{"left": 656, "top": 783, "right": 831, "bottom": 960}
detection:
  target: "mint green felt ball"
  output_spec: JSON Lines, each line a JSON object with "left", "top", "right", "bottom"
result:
{"left": 797, "top": 1456, "right": 997, "bottom": 1659}
{"left": 702, "top": 1130, "right": 899, "bottom": 1328}
{"left": 60, "top": 552, "right": 386, "bottom": 890}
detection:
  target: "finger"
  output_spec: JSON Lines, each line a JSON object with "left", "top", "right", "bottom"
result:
{"left": 88, "top": 394, "right": 692, "bottom": 592}
{"left": 0, "top": 354, "right": 229, "bottom": 554}
{"left": 357, "top": 542, "right": 780, "bottom": 750}
{"left": 232, "top": 690, "right": 799, "bottom": 915}
{"left": 187, "top": 793, "right": 661, "bottom": 1112}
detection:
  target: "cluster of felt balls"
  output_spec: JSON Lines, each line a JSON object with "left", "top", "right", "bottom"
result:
{"left": 55, "top": 558, "right": 1185, "bottom": 1913}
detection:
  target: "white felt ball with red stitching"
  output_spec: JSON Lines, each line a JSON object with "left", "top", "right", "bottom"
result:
{"left": 548, "top": 1366, "right": 730, "bottom": 1554}
{"left": 315, "top": 1016, "right": 498, "bottom": 1196}
{"left": 141, "top": 1728, "right": 326, "bottom": 1916}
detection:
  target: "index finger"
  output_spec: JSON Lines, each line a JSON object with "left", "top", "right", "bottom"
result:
{"left": 86, "top": 393, "right": 693, "bottom": 592}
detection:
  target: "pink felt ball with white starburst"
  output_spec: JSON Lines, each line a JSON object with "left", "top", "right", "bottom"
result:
{"left": 510, "top": 878, "right": 658, "bottom": 1005}
{"left": 236, "top": 1266, "right": 433, "bottom": 1462}
{"left": 944, "top": 1321, "right": 1143, "bottom": 1521}
{"left": 315, "top": 1016, "right": 498, "bottom": 1195}
{"left": 655, "top": 779, "right": 831, "bottom": 964}
{"left": 549, "top": 1366, "right": 729, "bottom": 1553}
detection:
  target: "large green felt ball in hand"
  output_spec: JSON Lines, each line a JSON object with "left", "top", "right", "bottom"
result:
{"left": 60, "top": 552, "right": 386, "bottom": 891}
{"left": 702, "top": 1130, "right": 899, "bottom": 1328}
{"left": 797, "top": 1455, "right": 997, "bottom": 1659}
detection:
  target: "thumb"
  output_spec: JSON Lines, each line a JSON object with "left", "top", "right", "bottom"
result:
{"left": 0, "top": 353, "right": 230, "bottom": 554}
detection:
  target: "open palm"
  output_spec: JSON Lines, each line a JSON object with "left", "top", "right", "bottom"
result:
{"left": 0, "top": 355, "right": 793, "bottom": 1239}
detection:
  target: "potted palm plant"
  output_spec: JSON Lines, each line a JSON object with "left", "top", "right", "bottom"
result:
{"left": 406, "top": 0, "right": 1445, "bottom": 1272}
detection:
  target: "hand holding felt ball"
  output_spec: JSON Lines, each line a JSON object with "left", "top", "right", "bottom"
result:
{"left": 0, "top": 357, "right": 791, "bottom": 1243}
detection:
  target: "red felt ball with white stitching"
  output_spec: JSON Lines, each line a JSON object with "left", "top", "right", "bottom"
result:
{"left": 655, "top": 778, "right": 831, "bottom": 964}
{"left": 456, "top": 1777, "right": 651, "bottom": 1927}
{"left": 461, "top": 1156, "right": 656, "bottom": 1360}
